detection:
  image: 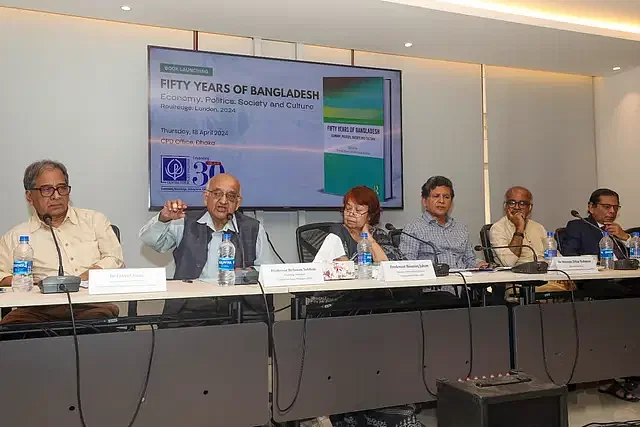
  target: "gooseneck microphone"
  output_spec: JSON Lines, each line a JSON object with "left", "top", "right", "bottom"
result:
{"left": 40, "top": 214, "right": 81, "bottom": 293}
{"left": 385, "top": 223, "right": 450, "bottom": 277}
{"left": 474, "top": 244, "right": 548, "bottom": 274}
{"left": 570, "top": 210, "right": 637, "bottom": 269}
{"left": 570, "top": 210, "right": 610, "bottom": 237}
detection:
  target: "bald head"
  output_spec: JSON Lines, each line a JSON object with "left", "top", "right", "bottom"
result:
{"left": 207, "top": 173, "right": 241, "bottom": 193}
{"left": 505, "top": 186, "right": 532, "bottom": 202}
{"left": 204, "top": 173, "right": 242, "bottom": 227}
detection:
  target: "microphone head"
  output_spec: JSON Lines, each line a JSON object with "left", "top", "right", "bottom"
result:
{"left": 384, "top": 223, "right": 396, "bottom": 231}
{"left": 570, "top": 210, "right": 581, "bottom": 218}
{"left": 473, "top": 245, "right": 483, "bottom": 251}
{"left": 42, "top": 214, "right": 53, "bottom": 225}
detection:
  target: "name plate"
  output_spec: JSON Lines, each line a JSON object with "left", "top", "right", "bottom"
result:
{"left": 549, "top": 256, "right": 598, "bottom": 273}
{"left": 379, "top": 260, "right": 437, "bottom": 282}
{"left": 258, "top": 263, "right": 324, "bottom": 287}
{"left": 89, "top": 268, "right": 167, "bottom": 295}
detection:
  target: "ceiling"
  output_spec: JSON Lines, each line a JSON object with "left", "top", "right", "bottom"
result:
{"left": 475, "top": 0, "right": 640, "bottom": 27}
{"left": 3, "top": 0, "right": 640, "bottom": 76}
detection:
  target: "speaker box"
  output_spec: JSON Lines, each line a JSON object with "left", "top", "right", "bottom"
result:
{"left": 436, "top": 371, "right": 568, "bottom": 427}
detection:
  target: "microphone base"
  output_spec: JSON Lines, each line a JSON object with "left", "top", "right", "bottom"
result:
{"left": 38, "top": 276, "right": 81, "bottom": 294}
{"left": 235, "top": 268, "right": 259, "bottom": 285}
{"left": 615, "top": 259, "right": 639, "bottom": 270}
{"left": 434, "top": 263, "right": 450, "bottom": 277}
{"left": 512, "top": 261, "right": 549, "bottom": 274}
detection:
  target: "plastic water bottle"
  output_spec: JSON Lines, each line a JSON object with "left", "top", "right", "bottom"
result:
{"left": 544, "top": 231, "right": 558, "bottom": 262}
{"left": 599, "top": 232, "right": 615, "bottom": 270}
{"left": 357, "top": 232, "right": 373, "bottom": 279}
{"left": 12, "top": 235, "right": 34, "bottom": 292}
{"left": 217, "top": 233, "right": 236, "bottom": 286}
{"left": 629, "top": 232, "right": 640, "bottom": 260}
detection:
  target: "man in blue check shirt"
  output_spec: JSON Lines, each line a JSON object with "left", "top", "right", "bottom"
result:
{"left": 400, "top": 176, "right": 488, "bottom": 276}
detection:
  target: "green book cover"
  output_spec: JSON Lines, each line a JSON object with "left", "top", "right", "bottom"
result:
{"left": 323, "top": 77, "right": 386, "bottom": 198}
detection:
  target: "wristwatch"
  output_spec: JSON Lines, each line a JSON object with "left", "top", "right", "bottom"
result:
{"left": 513, "top": 231, "right": 525, "bottom": 238}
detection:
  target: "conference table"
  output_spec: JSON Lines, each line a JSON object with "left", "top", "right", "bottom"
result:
{"left": 0, "top": 268, "right": 638, "bottom": 426}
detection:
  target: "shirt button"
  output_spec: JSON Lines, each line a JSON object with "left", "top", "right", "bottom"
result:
{"left": 75, "top": 268, "right": 79, "bottom": 272}
{"left": 70, "top": 257, "right": 74, "bottom": 261}
{"left": 65, "top": 243, "right": 69, "bottom": 247}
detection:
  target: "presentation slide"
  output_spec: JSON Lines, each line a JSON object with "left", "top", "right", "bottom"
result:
{"left": 148, "top": 46, "right": 403, "bottom": 209}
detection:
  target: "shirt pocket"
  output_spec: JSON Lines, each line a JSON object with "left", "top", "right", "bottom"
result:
{"left": 68, "top": 241, "right": 101, "bottom": 270}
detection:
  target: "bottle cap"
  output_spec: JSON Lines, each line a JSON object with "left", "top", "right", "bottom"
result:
{"left": 360, "top": 232, "right": 368, "bottom": 238}
{"left": 633, "top": 232, "right": 640, "bottom": 238}
{"left": 603, "top": 232, "right": 610, "bottom": 237}
{"left": 222, "top": 232, "right": 231, "bottom": 240}
{"left": 19, "top": 235, "right": 29, "bottom": 243}
{"left": 547, "top": 231, "right": 553, "bottom": 237}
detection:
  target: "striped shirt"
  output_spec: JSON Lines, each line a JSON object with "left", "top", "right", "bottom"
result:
{"left": 400, "top": 211, "right": 478, "bottom": 294}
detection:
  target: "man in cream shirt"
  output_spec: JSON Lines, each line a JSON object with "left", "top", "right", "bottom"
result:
{"left": 490, "top": 186, "right": 568, "bottom": 294}
{"left": 0, "top": 160, "right": 124, "bottom": 324}
{"left": 489, "top": 186, "right": 548, "bottom": 266}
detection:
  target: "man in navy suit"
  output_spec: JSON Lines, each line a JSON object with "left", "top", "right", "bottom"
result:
{"left": 563, "top": 188, "right": 631, "bottom": 258}
{"left": 563, "top": 188, "right": 640, "bottom": 402}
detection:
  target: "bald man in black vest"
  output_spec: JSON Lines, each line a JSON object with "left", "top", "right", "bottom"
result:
{"left": 140, "top": 173, "right": 277, "bottom": 316}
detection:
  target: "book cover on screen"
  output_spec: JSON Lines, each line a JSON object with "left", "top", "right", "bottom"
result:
{"left": 323, "top": 77, "right": 388, "bottom": 198}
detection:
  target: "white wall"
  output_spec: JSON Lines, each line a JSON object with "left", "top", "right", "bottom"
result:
{"left": 594, "top": 66, "right": 640, "bottom": 229}
{"left": 485, "top": 66, "right": 597, "bottom": 232}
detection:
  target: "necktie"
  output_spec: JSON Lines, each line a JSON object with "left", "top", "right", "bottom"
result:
{"left": 601, "top": 226, "right": 626, "bottom": 260}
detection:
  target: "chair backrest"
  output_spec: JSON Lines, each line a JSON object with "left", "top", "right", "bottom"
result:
{"left": 111, "top": 224, "right": 121, "bottom": 243}
{"left": 625, "top": 226, "right": 640, "bottom": 235}
{"left": 389, "top": 229, "right": 402, "bottom": 248}
{"left": 555, "top": 227, "right": 567, "bottom": 254}
{"left": 295, "top": 222, "right": 341, "bottom": 263}
{"left": 479, "top": 224, "right": 495, "bottom": 265}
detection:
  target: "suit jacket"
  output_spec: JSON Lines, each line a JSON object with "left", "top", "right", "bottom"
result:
{"left": 562, "top": 215, "right": 628, "bottom": 257}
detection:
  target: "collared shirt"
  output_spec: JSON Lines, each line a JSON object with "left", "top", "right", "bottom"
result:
{"left": 139, "top": 211, "right": 276, "bottom": 279}
{"left": 400, "top": 211, "right": 478, "bottom": 268}
{"left": 0, "top": 207, "right": 124, "bottom": 282}
{"left": 489, "top": 216, "right": 548, "bottom": 267}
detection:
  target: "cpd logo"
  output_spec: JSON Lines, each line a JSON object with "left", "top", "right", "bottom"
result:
{"left": 161, "top": 156, "right": 188, "bottom": 183}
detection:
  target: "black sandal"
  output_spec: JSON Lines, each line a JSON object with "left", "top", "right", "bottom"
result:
{"left": 599, "top": 381, "right": 640, "bottom": 402}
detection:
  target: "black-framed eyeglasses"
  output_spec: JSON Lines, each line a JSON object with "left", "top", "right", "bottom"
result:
{"left": 505, "top": 200, "right": 531, "bottom": 208}
{"left": 31, "top": 185, "right": 71, "bottom": 197}
{"left": 206, "top": 189, "right": 240, "bottom": 203}
{"left": 596, "top": 203, "right": 621, "bottom": 211}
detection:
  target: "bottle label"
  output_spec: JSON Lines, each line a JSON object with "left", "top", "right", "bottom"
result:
{"left": 544, "top": 249, "right": 557, "bottom": 260}
{"left": 13, "top": 260, "right": 32, "bottom": 275}
{"left": 600, "top": 248, "right": 614, "bottom": 260}
{"left": 218, "top": 257, "right": 235, "bottom": 271}
{"left": 358, "top": 252, "right": 373, "bottom": 265}
{"left": 631, "top": 248, "right": 639, "bottom": 258}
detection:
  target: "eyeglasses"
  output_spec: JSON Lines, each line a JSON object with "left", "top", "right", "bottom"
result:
{"left": 597, "top": 203, "right": 621, "bottom": 211}
{"left": 343, "top": 208, "right": 369, "bottom": 217}
{"left": 206, "top": 189, "right": 240, "bottom": 203}
{"left": 505, "top": 200, "right": 531, "bottom": 208}
{"left": 31, "top": 185, "right": 71, "bottom": 197}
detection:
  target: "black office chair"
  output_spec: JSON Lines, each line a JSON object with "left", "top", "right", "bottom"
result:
{"left": 625, "top": 227, "right": 640, "bottom": 235}
{"left": 479, "top": 224, "right": 495, "bottom": 265}
{"left": 295, "top": 222, "right": 340, "bottom": 263}
{"left": 555, "top": 227, "right": 567, "bottom": 254}
{"left": 111, "top": 224, "right": 137, "bottom": 320}
{"left": 110, "top": 224, "right": 121, "bottom": 242}
{"left": 389, "top": 228, "right": 402, "bottom": 248}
